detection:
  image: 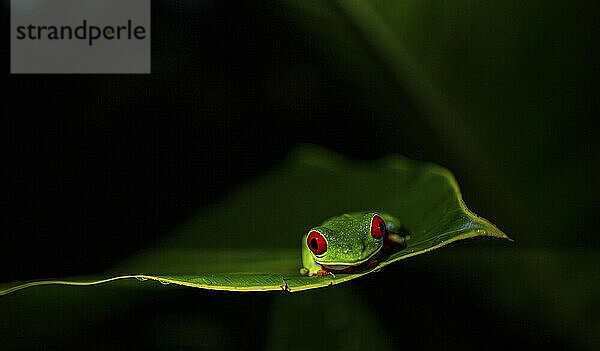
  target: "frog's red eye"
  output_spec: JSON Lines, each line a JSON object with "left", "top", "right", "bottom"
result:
{"left": 371, "top": 215, "right": 386, "bottom": 239}
{"left": 307, "top": 230, "right": 327, "bottom": 255}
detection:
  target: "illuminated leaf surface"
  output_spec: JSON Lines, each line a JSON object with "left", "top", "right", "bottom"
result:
{"left": 0, "top": 145, "right": 509, "bottom": 295}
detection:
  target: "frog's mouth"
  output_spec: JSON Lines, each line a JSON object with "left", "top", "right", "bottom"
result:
{"left": 321, "top": 258, "right": 378, "bottom": 274}
{"left": 316, "top": 247, "right": 381, "bottom": 272}
{"left": 321, "top": 264, "right": 353, "bottom": 271}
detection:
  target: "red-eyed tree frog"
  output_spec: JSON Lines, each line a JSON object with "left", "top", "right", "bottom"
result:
{"left": 300, "top": 212, "right": 409, "bottom": 276}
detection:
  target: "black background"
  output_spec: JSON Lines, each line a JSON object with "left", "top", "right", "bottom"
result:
{"left": 2, "top": 1, "right": 442, "bottom": 282}
{"left": 2, "top": 1, "right": 598, "bottom": 350}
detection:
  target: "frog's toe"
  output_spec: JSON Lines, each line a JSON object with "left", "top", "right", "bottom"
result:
{"left": 316, "top": 269, "right": 335, "bottom": 278}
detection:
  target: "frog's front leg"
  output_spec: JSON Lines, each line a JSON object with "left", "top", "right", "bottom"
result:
{"left": 387, "top": 233, "right": 408, "bottom": 245}
{"left": 381, "top": 232, "right": 408, "bottom": 253}
{"left": 379, "top": 213, "right": 410, "bottom": 250}
{"left": 300, "top": 238, "right": 323, "bottom": 276}
{"left": 300, "top": 240, "right": 336, "bottom": 277}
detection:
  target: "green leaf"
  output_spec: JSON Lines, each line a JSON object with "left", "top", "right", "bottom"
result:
{"left": 0, "top": 145, "right": 509, "bottom": 295}
{"left": 280, "top": 0, "right": 597, "bottom": 248}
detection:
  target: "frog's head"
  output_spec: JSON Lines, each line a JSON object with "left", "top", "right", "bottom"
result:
{"left": 305, "top": 212, "right": 386, "bottom": 270}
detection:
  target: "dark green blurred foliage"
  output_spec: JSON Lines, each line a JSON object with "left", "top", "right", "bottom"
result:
{"left": 1, "top": 0, "right": 598, "bottom": 350}
{"left": 282, "top": 0, "right": 598, "bottom": 247}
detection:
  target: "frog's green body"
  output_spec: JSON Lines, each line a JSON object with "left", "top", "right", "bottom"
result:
{"left": 300, "top": 212, "right": 405, "bottom": 276}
